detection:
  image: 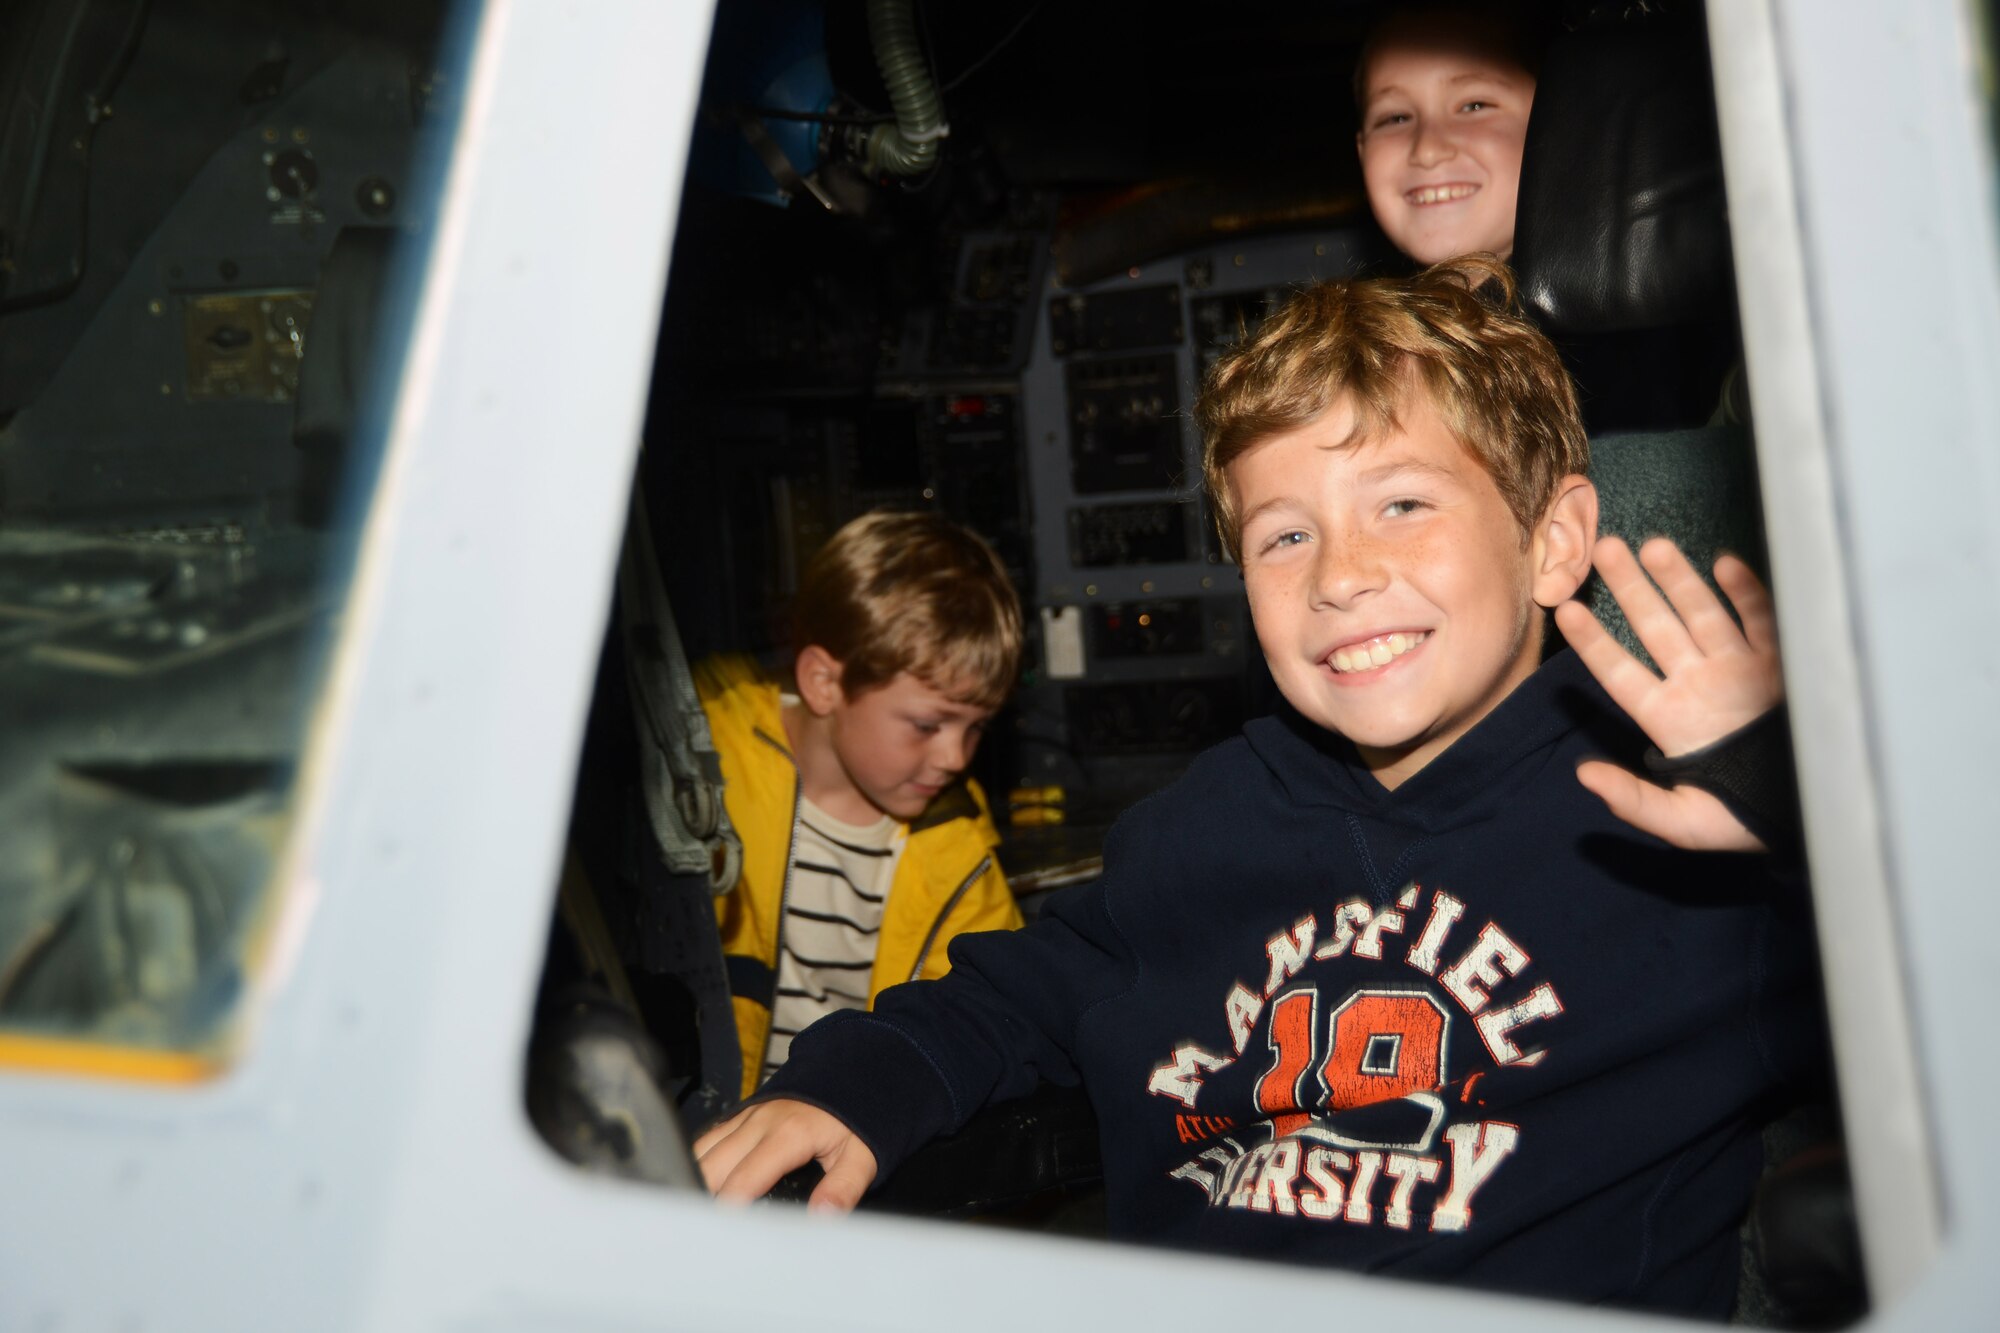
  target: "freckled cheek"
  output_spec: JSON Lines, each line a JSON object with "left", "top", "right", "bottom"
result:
{"left": 1405, "top": 533, "right": 1513, "bottom": 618}
{"left": 1378, "top": 531, "right": 1435, "bottom": 584}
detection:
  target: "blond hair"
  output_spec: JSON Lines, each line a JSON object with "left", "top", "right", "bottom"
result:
{"left": 1196, "top": 255, "right": 1587, "bottom": 560}
{"left": 793, "top": 509, "right": 1023, "bottom": 709}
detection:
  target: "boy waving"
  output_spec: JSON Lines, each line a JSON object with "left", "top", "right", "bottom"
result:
{"left": 698, "top": 261, "right": 1821, "bottom": 1316}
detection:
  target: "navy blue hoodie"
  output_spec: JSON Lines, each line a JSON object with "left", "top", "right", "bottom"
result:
{"left": 763, "top": 649, "right": 1825, "bottom": 1315}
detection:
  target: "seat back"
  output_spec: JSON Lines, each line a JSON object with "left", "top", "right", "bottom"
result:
{"left": 1584, "top": 425, "right": 1766, "bottom": 667}
{"left": 1512, "top": 19, "right": 1731, "bottom": 336}
{"left": 1510, "top": 14, "right": 1762, "bottom": 659}
{"left": 1511, "top": 12, "right": 1740, "bottom": 436}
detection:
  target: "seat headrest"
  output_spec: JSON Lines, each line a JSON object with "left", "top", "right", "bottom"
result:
{"left": 1511, "top": 23, "right": 1732, "bottom": 334}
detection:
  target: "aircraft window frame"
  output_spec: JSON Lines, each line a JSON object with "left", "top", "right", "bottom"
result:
{"left": 484, "top": 0, "right": 1998, "bottom": 1321}
{"left": 514, "top": 0, "right": 1927, "bottom": 1324}
{"left": 8, "top": 0, "right": 1992, "bottom": 1326}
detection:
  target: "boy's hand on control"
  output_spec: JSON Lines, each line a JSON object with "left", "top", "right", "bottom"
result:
{"left": 693, "top": 1098, "right": 878, "bottom": 1212}
{"left": 1554, "top": 536, "right": 1783, "bottom": 853}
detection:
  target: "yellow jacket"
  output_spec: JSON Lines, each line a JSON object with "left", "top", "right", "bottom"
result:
{"left": 695, "top": 655, "right": 1021, "bottom": 1101}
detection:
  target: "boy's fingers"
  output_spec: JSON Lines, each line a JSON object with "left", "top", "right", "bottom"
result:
{"left": 694, "top": 1117, "right": 756, "bottom": 1194}
{"left": 1639, "top": 537, "right": 1743, "bottom": 658}
{"left": 1554, "top": 600, "right": 1661, "bottom": 715}
{"left": 1593, "top": 538, "right": 1698, "bottom": 673}
{"left": 1714, "top": 553, "right": 1779, "bottom": 658}
{"left": 703, "top": 1103, "right": 875, "bottom": 1207}
{"left": 711, "top": 1129, "right": 814, "bottom": 1204}
{"left": 691, "top": 1111, "right": 739, "bottom": 1161}
{"left": 807, "top": 1144, "right": 878, "bottom": 1214}
{"left": 1575, "top": 760, "right": 1766, "bottom": 852}
{"left": 1575, "top": 759, "right": 1672, "bottom": 832}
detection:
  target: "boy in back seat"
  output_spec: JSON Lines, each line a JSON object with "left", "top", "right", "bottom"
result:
{"left": 697, "top": 260, "right": 1820, "bottom": 1314}
{"left": 1354, "top": 1, "right": 1542, "bottom": 266}
{"left": 1353, "top": 0, "right": 1736, "bottom": 432}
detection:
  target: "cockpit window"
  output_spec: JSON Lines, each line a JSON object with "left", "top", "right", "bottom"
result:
{"left": 0, "top": 0, "right": 465, "bottom": 1077}
{"left": 530, "top": 6, "right": 1856, "bottom": 1322}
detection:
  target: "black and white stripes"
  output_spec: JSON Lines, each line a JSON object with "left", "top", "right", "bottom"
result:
{"left": 762, "top": 808, "right": 902, "bottom": 1080}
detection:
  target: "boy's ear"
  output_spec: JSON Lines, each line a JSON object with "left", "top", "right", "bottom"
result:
{"left": 793, "top": 644, "right": 847, "bottom": 717}
{"left": 1531, "top": 475, "right": 1600, "bottom": 608}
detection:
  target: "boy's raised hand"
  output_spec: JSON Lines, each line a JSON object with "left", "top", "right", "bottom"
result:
{"left": 694, "top": 1097, "right": 878, "bottom": 1212}
{"left": 1553, "top": 536, "right": 1783, "bottom": 852}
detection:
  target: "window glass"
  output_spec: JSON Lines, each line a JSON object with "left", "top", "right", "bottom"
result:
{"left": 0, "top": 0, "right": 467, "bottom": 1074}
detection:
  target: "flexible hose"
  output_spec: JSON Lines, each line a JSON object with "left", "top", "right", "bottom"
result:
{"left": 863, "top": 0, "right": 944, "bottom": 176}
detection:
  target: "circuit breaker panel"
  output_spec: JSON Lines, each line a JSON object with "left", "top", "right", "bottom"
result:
{"left": 1014, "top": 228, "right": 1379, "bottom": 816}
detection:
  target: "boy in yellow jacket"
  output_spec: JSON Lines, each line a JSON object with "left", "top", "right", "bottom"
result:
{"left": 695, "top": 510, "right": 1025, "bottom": 1099}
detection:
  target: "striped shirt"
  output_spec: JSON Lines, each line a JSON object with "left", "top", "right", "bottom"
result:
{"left": 762, "top": 796, "right": 902, "bottom": 1082}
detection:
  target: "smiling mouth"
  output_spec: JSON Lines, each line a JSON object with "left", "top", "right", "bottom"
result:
{"left": 1327, "top": 631, "right": 1430, "bottom": 674}
{"left": 1405, "top": 183, "right": 1479, "bottom": 206}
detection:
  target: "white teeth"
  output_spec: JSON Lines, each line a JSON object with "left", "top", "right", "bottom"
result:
{"left": 1327, "top": 631, "right": 1428, "bottom": 674}
{"left": 1408, "top": 184, "right": 1478, "bottom": 205}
